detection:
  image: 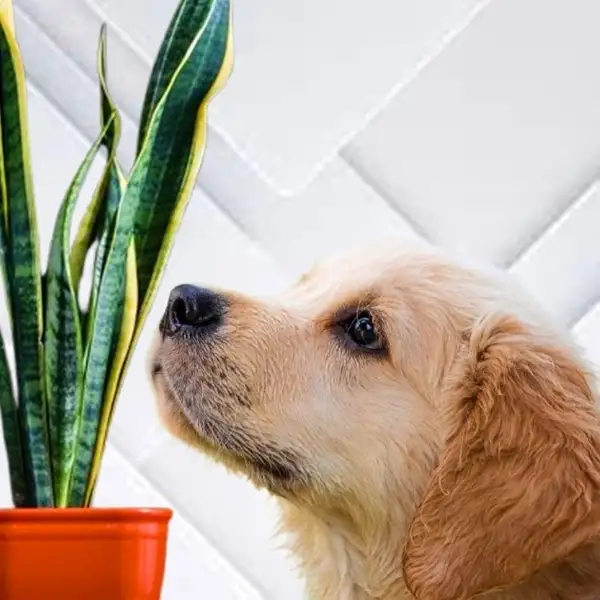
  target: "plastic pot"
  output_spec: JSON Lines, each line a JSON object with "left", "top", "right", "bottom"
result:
{"left": 0, "top": 507, "right": 172, "bottom": 600}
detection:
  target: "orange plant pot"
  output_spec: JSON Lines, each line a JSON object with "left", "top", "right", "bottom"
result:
{"left": 0, "top": 507, "right": 173, "bottom": 600}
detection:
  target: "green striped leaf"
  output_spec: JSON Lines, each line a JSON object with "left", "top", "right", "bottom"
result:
{"left": 45, "top": 115, "right": 116, "bottom": 507}
{"left": 68, "top": 228, "right": 129, "bottom": 506}
{"left": 78, "top": 28, "right": 130, "bottom": 503}
{"left": 86, "top": 26, "right": 125, "bottom": 345}
{"left": 133, "top": 0, "right": 232, "bottom": 309}
{"left": 0, "top": 0, "right": 234, "bottom": 508}
{"left": 65, "top": 29, "right": 126, "bottom": 507}
{"left": 0, "top": 107, "right": 22, "bottom": 508}
{"left": 94, "top": 2, "right": 233, "bottom": 492}
{"left": 70, "top": 25, "right": 124, "bottom": 311}
{"left": 0, "top": 60, "right": 26, "bottom": 506}
{"left": 84, "top": 238, "right": 137, "bottom": 506}
{"left": 0, "top": 329, "right": 26, "bottom": 507}
{"left": 136, "top": 0, "right": 213, "bottom": 152}
{"left": 71, "top": 0, "right": 232, "bottom": 506}
{"left": 0, "top": 12, "right": 52, "bottom": 507}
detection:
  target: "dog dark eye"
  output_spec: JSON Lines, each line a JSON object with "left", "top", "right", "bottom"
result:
{"left": 345, "top": 312, "right": 383, "bottom": 351}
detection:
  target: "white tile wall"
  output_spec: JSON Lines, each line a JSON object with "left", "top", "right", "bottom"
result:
{"left": 1, "top": 0, "right": 600, "bottom": 597}
{"left": 344, "top": 0, "right": 600, "bottom": 266}
{"left": 96, "top": 0, "right": 490, "bottom": 194}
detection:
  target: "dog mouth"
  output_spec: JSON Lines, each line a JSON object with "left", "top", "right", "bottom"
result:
{"left": 151, "top": 361, "right": 163, "bottom": 377}
{"left": 195, "top": 411, "right": 307, "bottom": 490}
{"left": 156, "top": 369, "right": 306, "bottom": 491}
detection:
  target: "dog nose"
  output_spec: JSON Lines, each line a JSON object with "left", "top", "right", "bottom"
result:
{"left": 162, "top": 284, "right": 226, "bottom": 337}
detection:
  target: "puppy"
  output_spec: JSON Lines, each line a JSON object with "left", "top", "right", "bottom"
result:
{"left": 150, "top": 242, "right": 600, "bottom": 599}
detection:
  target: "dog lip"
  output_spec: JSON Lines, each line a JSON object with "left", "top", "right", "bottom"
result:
{"left": 190, "top": 413, "right": 305, "bottom": 489}
{"left": 151, "top": 362, "right": 163, "bottom": 377}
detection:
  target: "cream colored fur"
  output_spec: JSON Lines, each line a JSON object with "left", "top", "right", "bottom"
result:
{"left": 150, "top": 242, "right": 600, "bottom": 599}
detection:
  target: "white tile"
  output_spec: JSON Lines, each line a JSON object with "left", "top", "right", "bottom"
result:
{"left": 109, "top": 191, "right": 290, "bottom": 461}
{"left": 96, "top": 0, "right": 486, "bottom": 193}
{"left": 140, "top": 436, "right": 305, "bottom": 599}
{"left": 95, "top": 445, "right": 263, "bottom": 600}
{"left": 346, "top": 0, "right": 600, "bottom": 265}
{"left": 249, "top": 180, "right": 418, "bottom": 274}
{"left": 199, "top": 128, "right": 423, "bottom": 273}
{"left": 510, "top": 181, "right": 600, "bottom": 326}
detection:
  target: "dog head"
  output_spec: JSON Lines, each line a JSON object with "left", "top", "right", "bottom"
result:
{"left": 150, "top": 243, "right": 600, "bottom": 599}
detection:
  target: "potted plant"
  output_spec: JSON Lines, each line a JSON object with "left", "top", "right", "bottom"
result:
{"left": 0, "top": 0, "right": 232, "bottom": 597}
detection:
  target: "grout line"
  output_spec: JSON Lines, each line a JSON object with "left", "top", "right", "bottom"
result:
{"left": 345, "top": 143, "right": 600, "bottom": 276}
{"left": 82, "top": 0, "right": 154, "bottom": 65}
{"left": 505, "top": 174, "right": 600, "bottom": 271}
{"left": 16, "top": 5, "right": 99, "bottom": 101}
{"left": 26, "top": 80, "right": 97, "bottom": 151}
{"left": 569, "top": 296, "right": 600, "bottom": 331}
{"left": 338, "top": 0, "right": 496, "bottom": 148}
{"left": 14, "top": 7, "right": 105, "bottom": 148}
{"left": 311, "top": 0, "right": 497, "bottom": 201}
{"left": 340, "top": 152, "right": 433, "bottom": 243}
{"left": 570, "top": 297, "right": 600, "bottom": 333}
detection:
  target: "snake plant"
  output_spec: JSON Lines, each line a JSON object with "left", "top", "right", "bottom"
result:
{"left": 0, "top": 0, "right": 233, "bottom": 508}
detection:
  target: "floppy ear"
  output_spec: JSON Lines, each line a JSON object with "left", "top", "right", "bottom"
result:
{"left": 403, "top": 314, "right": 600, "bottom": 600}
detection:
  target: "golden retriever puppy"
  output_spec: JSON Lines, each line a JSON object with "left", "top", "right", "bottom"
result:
{"left": 149, "top": 242, "right": 600, "bottom": 599}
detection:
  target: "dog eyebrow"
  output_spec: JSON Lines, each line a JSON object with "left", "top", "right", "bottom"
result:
{"left": 328, "top": 295, "right": 379, "bottom": 324}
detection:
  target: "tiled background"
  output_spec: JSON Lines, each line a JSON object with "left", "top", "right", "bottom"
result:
{"left": 1, "top": 0, "right": 600, "bottom": 597}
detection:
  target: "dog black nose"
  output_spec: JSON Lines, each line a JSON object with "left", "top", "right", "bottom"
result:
{"left": 161, "top": 284, "right": 226, "bottom": 337}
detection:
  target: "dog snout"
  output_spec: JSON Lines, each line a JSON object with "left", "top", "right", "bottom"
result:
{"left": 161, "top": 284, "right": 227, "bottom": 337}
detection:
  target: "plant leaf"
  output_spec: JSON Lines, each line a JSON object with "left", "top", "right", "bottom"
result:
{"left": 85, "top": 27, "right": 126, "bottom": 345}
{"left": 83, "top": 238, "right": 137, "bottom": 506}
{"left": 67, "top": 227, "right": 129, "bottom": 506}
{"left": 70, "top": 25, "right": 123, "bottom": 298}
{"left": 0, "top": 0, "right": 14, "bottom": 34}
{"left": 0, "top": 69, "right": 24, "bottom": 508}
{"left": 65, "top": 29, "right": 126, "bottom": 508}
{"left": 134, "top": 0, "right": 233, "bottom": 315}
{"left": 70, "top": 0, "right": 232, "bottom": 506}
{"left": 0, "top": 330, "right": 26, "bottom": 507}
{"left": 0, "top": 10, "right": 52, "bottom": 506}
{"left": 64, "top": 26, "right": 125, "bottom": 506}
{"left": 45, "top": 115, "right": 116, "bottom": 507}
{"left": 0, "top": 129, "right": 24, "bottom": 507}
{"left": 136, "top": 0, "right": 213, "bottom": 152}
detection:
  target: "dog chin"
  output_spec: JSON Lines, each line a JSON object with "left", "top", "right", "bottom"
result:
{"left": 151, "top": 370, "right": 300, "bottom": 494}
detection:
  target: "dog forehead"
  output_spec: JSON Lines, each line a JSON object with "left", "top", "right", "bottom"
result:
{"left": 280, "top": 243, "right": 445, "bottom": 313}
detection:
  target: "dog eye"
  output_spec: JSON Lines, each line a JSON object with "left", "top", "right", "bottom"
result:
{"left": 345, "top": 311, "right": 383, "bottom": 351}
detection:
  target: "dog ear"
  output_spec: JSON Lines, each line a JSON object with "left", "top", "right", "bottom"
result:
{"left": 403, "top": 314, "right": 600, "bottom": 600}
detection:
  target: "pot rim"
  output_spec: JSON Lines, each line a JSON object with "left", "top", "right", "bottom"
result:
{"left": 0, "top": 507, "right": 173, "bottom": 522}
